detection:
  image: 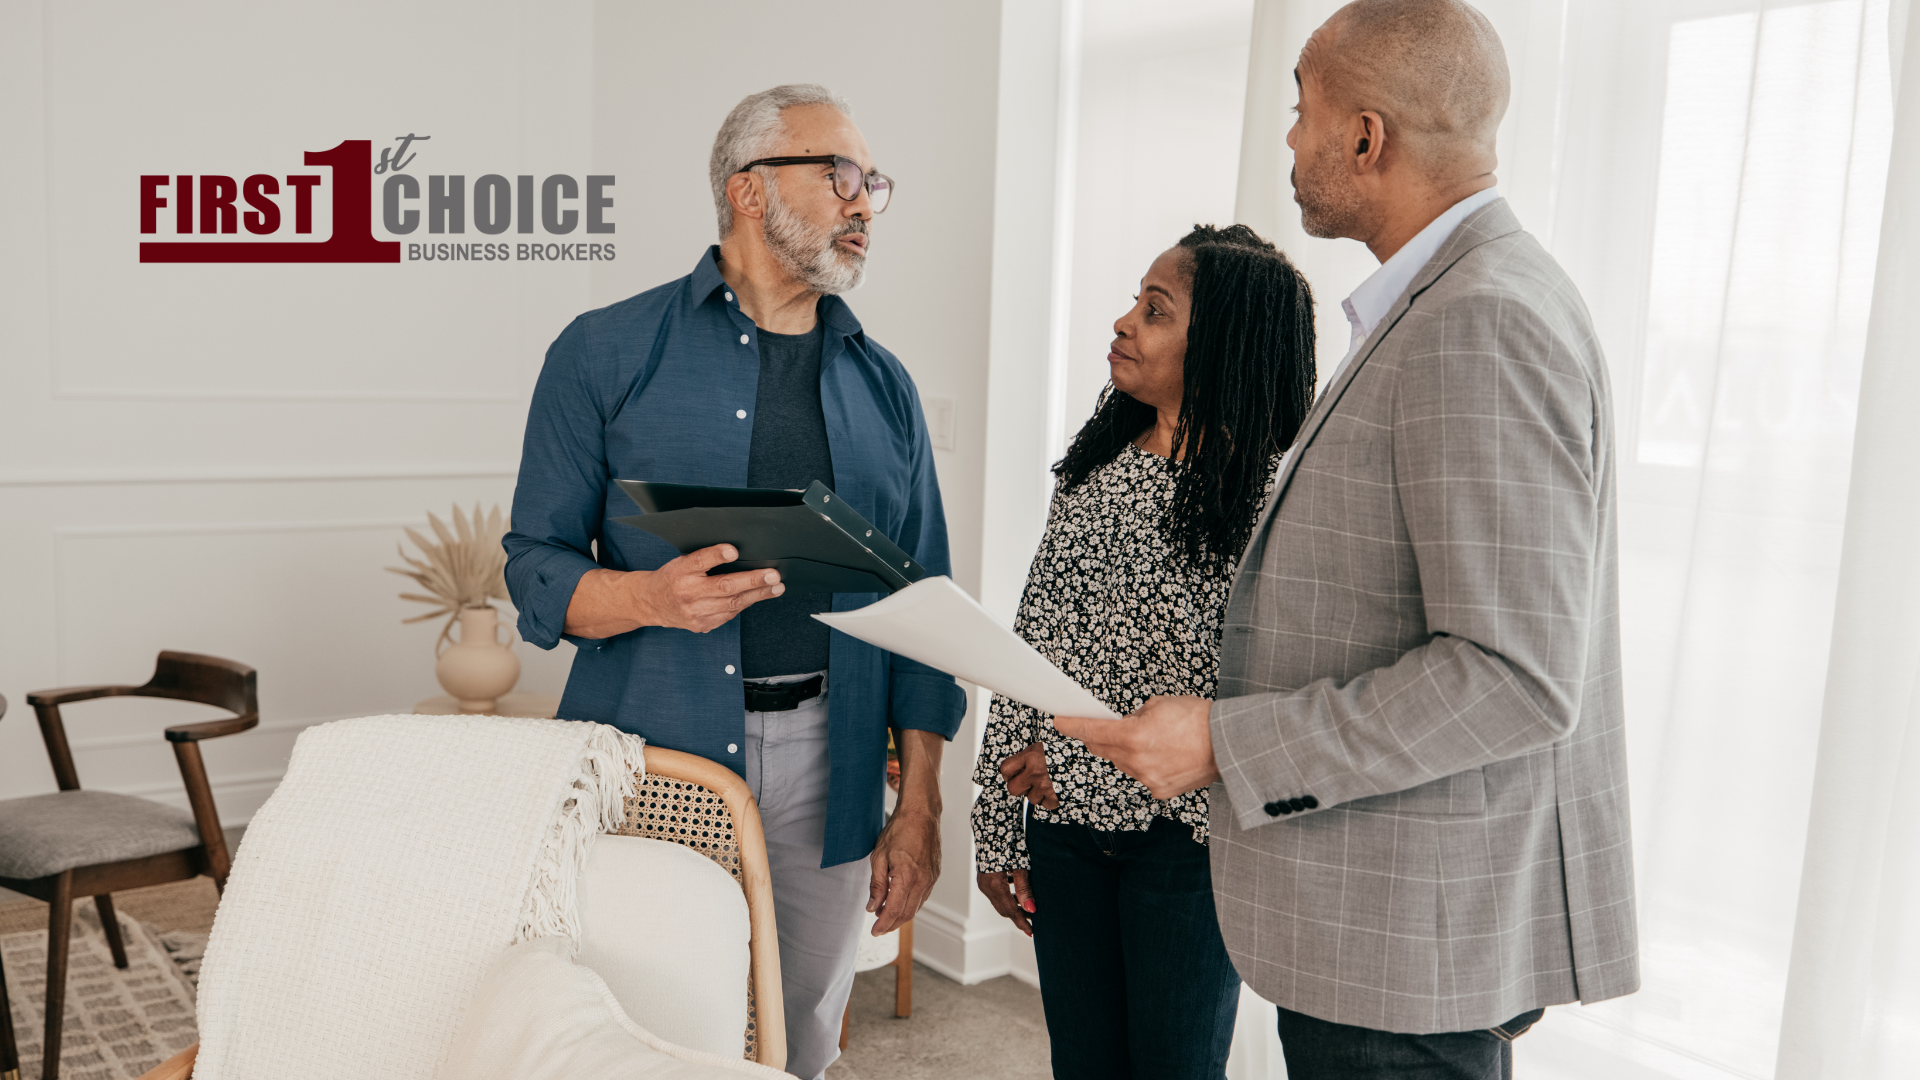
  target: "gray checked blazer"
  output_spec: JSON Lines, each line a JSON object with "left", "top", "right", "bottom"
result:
{"left": 1208, "top": 199, "right": 1638, "bottom": 1034}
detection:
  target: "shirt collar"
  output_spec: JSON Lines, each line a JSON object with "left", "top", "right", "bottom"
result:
{"left": 691, "top": 243, "right": 729, "bottom": 299}
{"left": 1341, "top": 187, "right": 1503, "bottom": 344}
{"left": 693, "top": 244, "right": 865, "bottom": 338}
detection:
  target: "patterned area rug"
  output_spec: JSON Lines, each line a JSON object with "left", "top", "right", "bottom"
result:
{"left": 2, "top": 904, "right": 200, "bottom": 1080}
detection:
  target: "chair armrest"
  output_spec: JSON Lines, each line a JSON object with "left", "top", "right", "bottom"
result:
{"left": 165, "top": 713, "right": 260, "bottom": 743}
{"left": 640, "top": 746, "right": 787, "bottom": 1070}
{"left": 26, "top": 684, "right": 140, "bottom": 707}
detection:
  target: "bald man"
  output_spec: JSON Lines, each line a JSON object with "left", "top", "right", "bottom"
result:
{"left": 1053, "top": 2, "right": 1639, "bottom": 1076}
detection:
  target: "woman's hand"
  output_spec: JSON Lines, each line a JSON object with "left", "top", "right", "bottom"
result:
{"left": 999, "top": 741, "right": 1059, "bottom": 810}
{"left": 978, "top": 743, "right": 1050, "bottom": 936}
{"left": 976, "top": 869, "right": 1036, "bottom": 937}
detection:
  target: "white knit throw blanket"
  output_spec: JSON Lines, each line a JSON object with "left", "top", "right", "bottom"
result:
{"left": 191, "top": 715, "right": 645, "bottom": 1080}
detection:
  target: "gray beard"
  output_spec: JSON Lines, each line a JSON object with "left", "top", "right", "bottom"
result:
{"left": 763, "top": 181, "right": 866, "bottom": 295}
{"left": 1294, "top": 155, "right": 1363, "bottom": 240}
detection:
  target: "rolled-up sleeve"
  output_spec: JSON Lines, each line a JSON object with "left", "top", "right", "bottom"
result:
{"left": 504, "top": 317, "right": 607, "bottom": 650}
{"left": 885, "top": 386, "right": 967, "bottom": 740}
{"left": 890, "top": 666, "right": 967, "bottom": 740}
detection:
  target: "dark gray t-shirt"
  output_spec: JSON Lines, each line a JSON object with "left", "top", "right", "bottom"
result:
{"left": 740, "top": 319, "right": 835, "bottom": 679}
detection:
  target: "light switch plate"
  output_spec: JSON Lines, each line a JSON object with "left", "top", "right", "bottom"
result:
{"left": 924, "top": 395, "right": 956, "bottom": 451}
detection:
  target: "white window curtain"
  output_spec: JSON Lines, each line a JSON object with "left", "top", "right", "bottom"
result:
{"left": 1224, "top": 1, "right": 1920, "bottom": 1077}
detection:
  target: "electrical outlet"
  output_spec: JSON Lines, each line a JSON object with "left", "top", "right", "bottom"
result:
{"left": 924, "top": 395, "right": 956, "bottom": 451}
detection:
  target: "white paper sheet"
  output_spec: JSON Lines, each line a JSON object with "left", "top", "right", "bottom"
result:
{"left": 813, "top": 576, "right": 1121, "bottom": 720}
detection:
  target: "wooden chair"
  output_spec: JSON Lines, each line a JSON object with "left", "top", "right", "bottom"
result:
{"left": 838, "top": 919, "right": 915, "bottom": 1051}
{"left": 0, "top": 653, "right": 258, "bottom": 1080}
{"left": 130, "top": 742, "right": 785, "bottom": 1080}
{"left": 840, "top": 748, "right": 915, "bottom": 1052}
{"left": 1, "top": 694, "right": 15, "bottom": 1080}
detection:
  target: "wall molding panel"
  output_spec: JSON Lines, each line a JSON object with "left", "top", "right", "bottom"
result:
{"left": 67, "top": 715, "right": 320, "bottom": 754}
{"left": 50, "top": 515, "right": 431, "bottom": 682}
{"left": 0, "top": 465, "right": 518, "bottom": 488}
{"left": 2, "top": 0, "right": 1008, "bottom": 975}
{"left": 120, "top": 768, "right": 297, "bottom": 828}
{"left": 54, "top": 516, "right": 438, "bottom": 542}
{"left": 15, "top": 498, "right": 570, "bottom": 816}
{"left": 51, "top": 386, "right": 521, "bottom": 405}
{"left": 113, "top": 768, "right": 288, "bottom": 801}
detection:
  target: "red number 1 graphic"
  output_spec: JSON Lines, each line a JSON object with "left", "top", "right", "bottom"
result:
{"left": 140, "top": 140, "right": 401, "bottom": 263}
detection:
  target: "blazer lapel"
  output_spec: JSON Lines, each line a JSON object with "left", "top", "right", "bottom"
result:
{"left": 1236, "top": 199, "right": 1528, "bottom": 575}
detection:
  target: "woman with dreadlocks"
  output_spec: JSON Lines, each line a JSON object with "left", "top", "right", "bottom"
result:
{"left": 970, "top": 224, "right": 1315, "bottom": 1079}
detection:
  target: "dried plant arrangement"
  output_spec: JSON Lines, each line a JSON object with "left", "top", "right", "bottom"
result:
{"left": 388, "top": 503, "right": 511, "bottom": 651}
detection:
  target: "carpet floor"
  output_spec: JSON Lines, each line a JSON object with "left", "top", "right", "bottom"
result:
{"left": 2, "top": 903, "right": 200, "bottom": 1080}
{"left": 829, "top": 963, "right": 1051, "bottom": 1080}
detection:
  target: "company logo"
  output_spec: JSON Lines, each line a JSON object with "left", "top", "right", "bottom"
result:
{"left": 138, "top": 136, "right": 615, "bottom": 264}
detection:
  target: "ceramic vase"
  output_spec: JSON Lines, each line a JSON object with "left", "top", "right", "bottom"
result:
{"left": 436, "top": 606, "right": 521, "bottom": 713}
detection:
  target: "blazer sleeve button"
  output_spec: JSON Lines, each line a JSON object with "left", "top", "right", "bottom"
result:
{"left": 1263, "top": 801, "right": 1285, "bottom": 817}
{"left": 1301, "top": 795, "right": 1319, "bottom": 809}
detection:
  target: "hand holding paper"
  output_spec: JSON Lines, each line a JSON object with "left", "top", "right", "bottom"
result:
{"left": 1051, "top": 695, "right": 1221, "bottom": 801}
{"left": 815, "top": 579, "right": 1217, "bottom": 797}
{"left": 812, "top": 577, "right": 1120, "bottom": 721}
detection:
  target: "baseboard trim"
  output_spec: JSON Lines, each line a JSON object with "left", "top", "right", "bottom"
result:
{"left": 1008, "top": 925, "right": 1039, "bottom": 987}
{"left": 70, "top": 716, "right": 319, "bottom": 754}
{"left": 912, "top": 898, "right": 1026, "bottom": 986}
{"left": 128, "top": 769, "right": 287, "bottom": 828}
{"left": 88, "top": 712, "right": 357, "bottom": 824}
{"left": 0, "top": 463, "right": 520, "bottom": 487}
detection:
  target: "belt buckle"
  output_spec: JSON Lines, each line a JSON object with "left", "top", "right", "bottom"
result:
{"left": 744, "top": 675, "right": 821, "bottom": 713}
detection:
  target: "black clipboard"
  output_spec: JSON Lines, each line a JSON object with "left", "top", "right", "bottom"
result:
{"left": 612, "top": 479, "right": 928, "bottom": 594}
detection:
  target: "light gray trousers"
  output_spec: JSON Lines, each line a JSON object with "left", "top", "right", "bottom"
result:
{"left": 743, "top": 674, "right": 868, "bottom": 1080}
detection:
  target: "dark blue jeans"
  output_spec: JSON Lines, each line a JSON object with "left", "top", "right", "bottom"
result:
{"left": 1027, "top": 815, "right": 1241, "bottom": 1080}
{"left": 1276, "top": 1004, "right": 1548, "bottom": 1080}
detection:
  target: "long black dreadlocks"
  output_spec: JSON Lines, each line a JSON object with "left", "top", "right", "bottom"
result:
{"left": 1053, "top": 223, "right": 1317, "bottom": 565}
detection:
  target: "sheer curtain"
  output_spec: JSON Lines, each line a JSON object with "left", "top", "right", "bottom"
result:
{"left": 1226, "top": 1, "right": 1920, "bottom": 1077}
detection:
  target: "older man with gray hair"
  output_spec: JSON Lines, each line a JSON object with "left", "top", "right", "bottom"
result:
{"left": 1055, "top": 2, "right": 1639, "bottom": 1076}
{"left": 505, "top": 85, "right": 963, "bottom": 1080}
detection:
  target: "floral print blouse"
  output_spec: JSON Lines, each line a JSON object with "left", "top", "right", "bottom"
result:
{"left": 970, "top": 443, "right": 1277, "bottom": 872}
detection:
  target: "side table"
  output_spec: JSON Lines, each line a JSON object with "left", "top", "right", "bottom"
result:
{"left": 413, "top": 692, "right": 561, "bottom": 718}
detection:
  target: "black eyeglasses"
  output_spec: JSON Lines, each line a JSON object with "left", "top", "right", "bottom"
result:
{"left": 737, "top": 155, "right": 894, "bottom": 215}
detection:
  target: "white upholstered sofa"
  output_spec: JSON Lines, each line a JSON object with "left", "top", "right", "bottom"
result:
{"left": 133, "top": 724, "right": 787, "bottom": 1080}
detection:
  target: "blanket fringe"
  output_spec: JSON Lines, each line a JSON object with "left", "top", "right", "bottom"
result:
{"left": 512, "top": 725, "right": 647, "bottom": 948}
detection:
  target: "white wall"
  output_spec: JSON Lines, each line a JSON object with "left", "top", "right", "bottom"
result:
{"left": 965, "top": 0, "right": 1263, "bottom": 989}
{"left": 1064, "top": 0, "right": 1256, "bottom": 429}
{"left": 584, "top": 0, "right": 1012, "bottom": 983}
{"left": 0, "top": 0, "right": 596, "bottom": 822}
{"left": 970, "top": 0, "right": 1084, "bottom": 988}
{"left": 585, "top": 1, "right": 998, "bottom": 603}
{"left": 0, "top": 0, "right": 1001, "bottom": 902}
{"left": 0, "top": 0, "right": 1146, "bottom": 989}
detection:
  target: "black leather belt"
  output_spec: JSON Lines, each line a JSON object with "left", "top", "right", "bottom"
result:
{"left": 743, "top": 675, "right": 824, "bottom": 713}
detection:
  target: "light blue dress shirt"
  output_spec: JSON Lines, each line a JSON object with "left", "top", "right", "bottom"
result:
{"left": 1334, "top": 186, "right": 1505, "bottom": 385}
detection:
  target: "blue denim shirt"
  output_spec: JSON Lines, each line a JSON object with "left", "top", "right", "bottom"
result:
{"left": 504, "top": 246, "right": 966, "bottom": 867}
